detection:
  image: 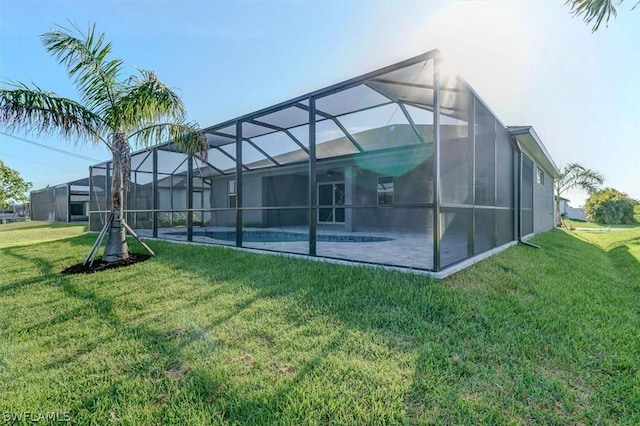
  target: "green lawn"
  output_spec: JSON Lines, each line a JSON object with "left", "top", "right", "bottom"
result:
{"left": 1, "top": 222, "right": 639, "bottom": 425}
{"left": 563, "top": 218, "right": 638, "bottom": 229}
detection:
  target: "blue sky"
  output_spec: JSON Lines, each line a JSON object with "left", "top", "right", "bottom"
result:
{"left": 1, "top": 0, "right": 638, "bottom": 206}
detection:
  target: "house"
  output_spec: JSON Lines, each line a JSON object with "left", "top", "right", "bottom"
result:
{"left": 88, "top": 50, "right": 560, "bottom": 276}
{"left": 30, "top": 177, "right": 90, "bottom": 222}
{"left": 557, "top": 196, "right": 586, "bottom": 221}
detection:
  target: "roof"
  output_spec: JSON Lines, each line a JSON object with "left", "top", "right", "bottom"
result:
{"left": 508, "top": 126, "right": 561, "bottom": 179}
{"left": 88, "top": 50, "right": 560, "bottom": 188}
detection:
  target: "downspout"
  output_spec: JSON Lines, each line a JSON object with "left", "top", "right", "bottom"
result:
{"left": 515, "top": 139, "right": 539, "bottom": 249}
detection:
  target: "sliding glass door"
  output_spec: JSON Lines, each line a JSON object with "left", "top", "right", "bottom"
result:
{"left": 318, "top": 182, "right": 345, "bottom": 224}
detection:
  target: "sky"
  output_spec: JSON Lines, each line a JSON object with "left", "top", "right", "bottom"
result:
{"left": 1, "top": 0, "right": 638, "bottom": 207}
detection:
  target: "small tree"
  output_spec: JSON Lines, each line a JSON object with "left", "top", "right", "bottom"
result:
{"left": 555, "top": 163, "right": 604, "bottom": 223}
{"left": 635, "top": 204, "right": 640, "bottom": 222}
{"left": 0, "top": 23, "right": 207, "bottom": 263}
{"left": 0, "top": 160, "right": 32, "bottom": 208}
{"left": 584, "top": 188, "right": 638, "bottom": 224}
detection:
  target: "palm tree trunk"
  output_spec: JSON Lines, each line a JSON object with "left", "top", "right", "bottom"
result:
{"left": 102, "top": 133, "right": 129, "bottom": 262}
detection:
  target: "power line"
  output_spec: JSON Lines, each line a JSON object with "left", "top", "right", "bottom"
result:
{"left": 1, "top": 152, "right": 83, "bottom": 173}
{"left": 0, "top": 131, "right": 102, "bottom": 162}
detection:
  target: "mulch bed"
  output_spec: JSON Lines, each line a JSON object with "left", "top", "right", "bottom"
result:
{"left": 61, "top": 253, "right": 152, "bottom": 275}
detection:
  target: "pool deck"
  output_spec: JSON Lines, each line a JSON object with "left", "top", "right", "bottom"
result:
{"left": 135, "top": 226, "right": 445, "bottom": 270}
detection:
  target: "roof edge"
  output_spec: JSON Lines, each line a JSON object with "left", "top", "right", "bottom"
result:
{"left": 508, "top": 126, "right": 561, "bottom": 179}
{"left": 201, "top": 49, "right": 443, "bottom": 133}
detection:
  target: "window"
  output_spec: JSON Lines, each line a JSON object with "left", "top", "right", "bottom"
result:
{"left": 228, "top": 180, "right": 237, "bottom": 207}
{"left": 377, "top": 176, "right": 394, "bottom": 204}
{"left": 70, "top": 203, "right": 84, "bottom": 216}
{"left": 536, "top": 167, "right": 544, "bottom": 185}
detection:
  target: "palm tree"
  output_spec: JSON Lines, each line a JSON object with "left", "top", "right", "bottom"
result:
{"left": 566, "top": 0, "right": 639, "bottom": 32}
{"left": 0, "top": 23, "right": 207, "bottom": 263}
{"left": 556, "top": 162, "right": 604, "bottom": 222}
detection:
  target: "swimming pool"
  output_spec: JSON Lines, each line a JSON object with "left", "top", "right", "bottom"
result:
{"left": 168, "top": 230, "right": 393, "bottom": 243}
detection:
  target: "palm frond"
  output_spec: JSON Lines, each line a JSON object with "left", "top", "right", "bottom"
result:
{"left": 0, "top": 84, "right": 105, "bottom": 145}
{"left": 41, "top": 22, "right": 123, "bottom": 116}
{"left": 558, "top": 162, "right": 605, "bottom": 195}
{"left": 129, "top": 121, "right": 208, "bottom": 160}
{"left": 109, "top": 70, "right": 187, "bottom": 133}
{"left": 565, "top": 0, "right": 619, "bottom": 32}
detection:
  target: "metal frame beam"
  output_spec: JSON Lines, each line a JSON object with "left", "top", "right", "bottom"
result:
{"left": 152, "top": 148, "right": 158, "bottom": 238}
{"left": 249, "top": 119, "right": 310, "bottom": 155}
{"left": 433, "top": 58, "right": 442, "bottom": 272}
{"left": 369, "top": 77, "right": 468, "bottom": 94}
{"left": 398, "top": 102, "right": 428, "bottom": 145}
{"left": 245, "top": 138, "right": 281, "bottom": 166}
{"left": 170, "top": 157, "right": 188, "bottom": 175}
{"left": 194, "top": 156, "right": 227, "bottom": 176}
{"left": 200, "top": 50, "right": 441, "bottom": 136}
{"left": 132, "top": 150, "right": 153, "bottom": 173}
{"left": 187, "top": 154, "right": 193, "bottom": 242}
{"left": 66, "top": 183, "right": 71, "bottom": 223}
{"left": 235, "top": 121, "right": 243, "bottom": 247}
{"left": 469, "top": 94, "right": 476, "bottom": 258}
{"left": 308, "top": 97, "right": 317, "bottom": 256}
{"left": 294, "top": 103, "right": 364, "bottom": 153}
{"left": 212, "top": 146, "right": 250, "bottom": 171}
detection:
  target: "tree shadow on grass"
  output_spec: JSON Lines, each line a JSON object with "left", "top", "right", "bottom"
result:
{"left": 0, "top": 222, "right": 88, "bottom": 232}
{"left": 9, "top": 229, "right": 638, "bottom": 423}
{"left": 133, "top": 229, "right": 625, "bottom": 423}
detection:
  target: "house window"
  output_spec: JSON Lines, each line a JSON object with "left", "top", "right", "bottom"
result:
{"left": 377, "top": 176, "right": 394, "bottom": 205}
{"left": 536, "top": 167, "right": 544, "bottom": 185}
{"left": 228, "top": 180, "right": 237, "bottom": 208}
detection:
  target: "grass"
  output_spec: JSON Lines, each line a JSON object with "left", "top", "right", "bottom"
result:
{"left": 0, "top": 221, "right": 88, "bottom": 249}
{"left": 563, "top": 218, "right": 638, "bottom": 229}
{"left": 1, "top": 222, "right": 639, "bottom": 425}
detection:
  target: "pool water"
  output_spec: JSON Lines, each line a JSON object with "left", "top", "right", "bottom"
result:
{"left": 168, "top": 230, "right": 393, "bottom": 243}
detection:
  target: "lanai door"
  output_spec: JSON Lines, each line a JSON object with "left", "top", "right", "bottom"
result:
{"left": 318, "top": 182, "right": 345, "bottom": 224}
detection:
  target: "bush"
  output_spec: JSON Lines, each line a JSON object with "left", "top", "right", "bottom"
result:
{"left": 635, "top": 205, "right": 640, "bottom": 223}
{"left": 584, "top": 188, "right": 638, "bottom": 225}
{"left": 157, "top": 213, "right": 209, "bottom": 228}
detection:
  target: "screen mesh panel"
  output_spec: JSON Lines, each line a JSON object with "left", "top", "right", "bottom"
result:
{"left": 474, "top": 208, "right": 496, "bottom": 254}
{"left": 474, "top": 100, "right": 496, "bottom": 207}
{"left": 496, "top": 125, "right": 514, "bottom": 208}
{"left": 440, "top": 207, "right": 472, "bottom": 268}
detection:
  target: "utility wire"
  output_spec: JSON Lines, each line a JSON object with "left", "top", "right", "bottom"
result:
{"left": 1, "top": 152, "right": 83, "bottom": 173}
{"left": 0, "top": 131, "right": 102, "bottom": 162}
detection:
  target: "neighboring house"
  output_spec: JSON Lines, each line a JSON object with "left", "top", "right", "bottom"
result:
{"left": 30, "top": 178, "right": 90, "bottom": 222}
{"left": 88, "top": 50, "right": 560, "bottom": 276}
{"left": 0, "top": 203, "right": 29, "bottom": 222}
{"left": 558, "top": 197, "right": 586, "bottom": 221}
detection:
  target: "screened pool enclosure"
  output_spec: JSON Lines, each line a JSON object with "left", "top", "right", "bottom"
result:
{"left": 31, "top": 177, "right": 90, "bottom": 222}
{"left": 89, "top": 50, "right": 559, "bottom": 274}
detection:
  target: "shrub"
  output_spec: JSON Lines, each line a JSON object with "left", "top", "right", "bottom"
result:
{"left": 635, "top": 205, "right": 640, "bottom": 223}
{"left": 157, "top": 213, "right": 209, "bottom": 228}
{"left": 584, "top": 188, "right": 638, "bottom": 225}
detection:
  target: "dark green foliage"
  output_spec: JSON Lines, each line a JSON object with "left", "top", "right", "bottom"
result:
{"left": 584, "top": 187, "right": 638, "bottom": 224}
{"left": 0, "top": 159, "right": 32, "bottom": 207}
